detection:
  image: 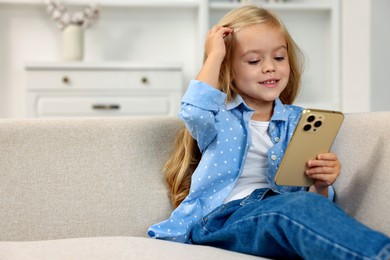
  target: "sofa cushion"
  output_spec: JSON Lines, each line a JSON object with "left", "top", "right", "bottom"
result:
{"left": 0, "top": 236, "right": 263, "bottom": 260}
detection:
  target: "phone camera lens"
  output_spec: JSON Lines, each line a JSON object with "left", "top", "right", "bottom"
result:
{"left": 307, "top": 115, "right": 315, "bottom": 122}
{"left": 303, "top": 124, "right": 311, "bottom": 131}
{"left": 314, "top": 121, "right": 322, "bottom": 128}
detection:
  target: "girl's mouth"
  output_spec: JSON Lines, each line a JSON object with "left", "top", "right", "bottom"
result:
{"left": 259, "top": 79, "right": 279, "bottom": 87}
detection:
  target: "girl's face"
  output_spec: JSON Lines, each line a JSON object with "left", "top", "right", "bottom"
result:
{"left": 232, "top": 23, "right": 290, "bottom": 111}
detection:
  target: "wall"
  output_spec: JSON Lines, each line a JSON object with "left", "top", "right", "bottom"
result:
{"left": 371, "top": 0, "right": 390, "bottom": 112}
{"left": 341, "top": 0, "right": 371, "bottom": 112}
{"left": 342, "top": 0, "right": 390, "bottom": 112}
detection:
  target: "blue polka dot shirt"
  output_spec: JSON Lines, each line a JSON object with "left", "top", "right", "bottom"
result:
{"left": 148, "top": 80, "right": 332, "bottom": 243}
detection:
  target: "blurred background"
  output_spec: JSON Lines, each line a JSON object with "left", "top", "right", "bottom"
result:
{"left": 0, "top": 0, "right": 389, "bottom": 118}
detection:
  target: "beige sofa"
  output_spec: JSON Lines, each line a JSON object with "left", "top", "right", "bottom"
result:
{"left": 0, "top": 112, "right": 389, "bottom": 259}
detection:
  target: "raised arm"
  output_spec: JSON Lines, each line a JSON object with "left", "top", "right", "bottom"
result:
{"left": 196, "top": 26, "right": 233, "bottom": 88}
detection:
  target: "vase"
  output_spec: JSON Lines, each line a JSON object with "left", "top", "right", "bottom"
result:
{"left": 62, "top": 24, "right": 84, "bottom": 61}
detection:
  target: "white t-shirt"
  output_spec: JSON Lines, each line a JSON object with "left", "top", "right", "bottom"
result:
{"left": 223, "top": 120, "right": 273, "bottom": 203}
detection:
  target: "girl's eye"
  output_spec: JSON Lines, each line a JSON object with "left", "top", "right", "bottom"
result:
{"left": 248, "top": 60, "right": 260, "bottom": 65}
{"left": 274, "top": 56, "right": 285, "bottom": 62}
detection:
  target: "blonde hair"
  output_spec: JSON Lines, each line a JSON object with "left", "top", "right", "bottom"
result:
{"left": 164, "top": 5, "right": 304, "bottom": 208}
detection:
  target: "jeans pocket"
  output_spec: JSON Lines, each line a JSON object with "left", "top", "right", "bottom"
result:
{"left": 202, "top": 204, "right": 227, "bottom": 224}
{"left": 200, "top": 198, "right": 245, "bottom": 233}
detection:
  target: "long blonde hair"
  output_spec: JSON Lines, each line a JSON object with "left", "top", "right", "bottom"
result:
{"left": 164, "top": 5, "right": 304, "bottom": 208}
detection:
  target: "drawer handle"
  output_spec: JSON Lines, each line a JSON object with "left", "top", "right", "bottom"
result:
{"left": 141, "top": 76, "right": 149, "bottom": 84}
{"left": 92, "top": 104, "right": 121, "bottom": 110}
{"left": 62, "top": 76, "right": 70, "bottom": 84}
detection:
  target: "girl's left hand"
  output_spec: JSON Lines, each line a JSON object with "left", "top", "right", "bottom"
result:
{"left": 306, "top": 152, "right": 341, "bottom": 192}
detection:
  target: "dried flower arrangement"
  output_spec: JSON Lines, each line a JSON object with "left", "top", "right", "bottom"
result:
{"left": 46, "top": 0, "right": 100, "bottom": 30}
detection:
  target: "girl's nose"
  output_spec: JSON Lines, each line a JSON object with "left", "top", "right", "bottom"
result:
{"left": 262, "top": 59, "right": 276, "bottom": 73}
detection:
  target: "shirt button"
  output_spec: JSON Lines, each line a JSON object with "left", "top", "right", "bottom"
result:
{"left": 274, "top": 137, "right": 280, "bottom": 143}
{"left": 271, "top": 155, "right": 277, "bottom": 161}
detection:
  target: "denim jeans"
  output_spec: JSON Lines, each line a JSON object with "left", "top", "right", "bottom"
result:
{"left": 190, "top": 189, "right": 390, "bottom": 259}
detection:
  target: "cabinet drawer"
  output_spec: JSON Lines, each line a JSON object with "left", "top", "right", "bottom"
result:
{"left": 26, "top": 70, "right": 182, "bottom": 90}
{"left": 25, "top": 62, "right": 183, "bottom": 117}
{"left": 35, "top": 96, "right": 171, "bottom": 117}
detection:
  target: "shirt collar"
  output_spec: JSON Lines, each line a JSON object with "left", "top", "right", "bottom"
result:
{"left": 226, "top": 94, "right": 252, "bottom": 111}
{"left": 226, "top": 96, "right": 290, "bottom": 122}
{"left": 270, "top": 98, "right": 290, "bottom": 122}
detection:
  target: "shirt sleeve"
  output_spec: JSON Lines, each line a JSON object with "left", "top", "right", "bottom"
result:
{"left": 179, "top": 80, "right": 227, "bottom": 152}
{"left": 181, "top": 80, "right": 226, "bottom": 111}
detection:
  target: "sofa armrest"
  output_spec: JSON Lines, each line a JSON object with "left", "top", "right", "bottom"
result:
{"left": 332, "top": 112, "right": 390, "bottom": 236}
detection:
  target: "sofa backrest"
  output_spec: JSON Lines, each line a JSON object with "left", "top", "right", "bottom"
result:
{"left": 0, "top": 117, "right": 182, "bottom": 241}
{"left": 1, "top": 112, "right": 389, "bottom": 241}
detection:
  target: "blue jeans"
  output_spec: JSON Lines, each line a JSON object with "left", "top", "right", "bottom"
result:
{"left": 190, "top": 189, "right": 390, "bottom": 259}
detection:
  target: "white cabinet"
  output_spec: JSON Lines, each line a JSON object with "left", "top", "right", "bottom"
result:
{"left": 17, "top": 0, "right": 340, "bottom": 117}
{"left": 25, "top": 62, "right": 183, "bottom": 117}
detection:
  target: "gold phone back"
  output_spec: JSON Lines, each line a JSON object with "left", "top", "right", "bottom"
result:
{"left": 274, "top": 109, "right": 344, "bottom": 187}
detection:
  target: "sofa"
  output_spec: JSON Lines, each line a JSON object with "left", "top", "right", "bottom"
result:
{"left": 0, "top": 112, "right": 389, "bottom": 259}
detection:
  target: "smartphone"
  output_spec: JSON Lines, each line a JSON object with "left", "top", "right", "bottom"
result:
{"left": 274, "top": 109, "right": 344, "bottom": 187}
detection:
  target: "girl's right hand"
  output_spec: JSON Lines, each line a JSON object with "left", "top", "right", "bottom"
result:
{"left": 205, "top": 26, "right": 233, "bottom": 63}
{"left": 196, "top": 26, "right": 233, "bottom": 88}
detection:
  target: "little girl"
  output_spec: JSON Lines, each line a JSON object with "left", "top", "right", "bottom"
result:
{"left": 148, "top": 5, "right": 390, "bottom": 259}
